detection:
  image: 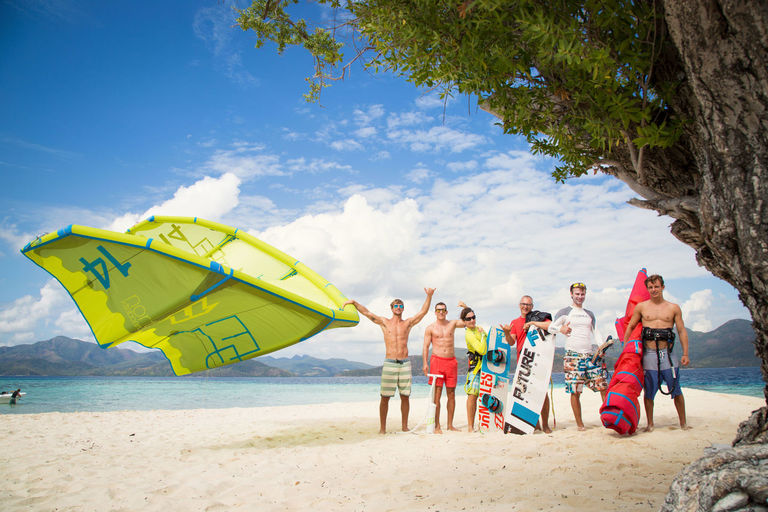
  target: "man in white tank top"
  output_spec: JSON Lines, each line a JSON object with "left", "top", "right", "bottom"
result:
{"left": 548, "top": 282, "right": 608, "bottom": 431}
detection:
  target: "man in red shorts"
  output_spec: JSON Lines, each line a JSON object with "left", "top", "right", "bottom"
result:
{"left": 501, "top": 295, "right": 553, "bottom": 433}
{"left": 423, "top": 302, "right": 467, "bottom": 433}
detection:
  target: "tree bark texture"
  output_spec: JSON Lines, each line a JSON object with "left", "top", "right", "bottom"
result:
{"left": 646, "top": 2, "right": 768, "bottom": 510}
{"left": 659, "top": 0, "right": 768, "bottom": 404}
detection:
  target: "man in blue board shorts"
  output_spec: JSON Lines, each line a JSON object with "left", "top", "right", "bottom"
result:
{"left": 623, "top": 274, "right": 691, "bottom": 431}
{"left": 344, "top": 288, "right": 435, "bottom": 434}
{"left": 547, "top": 283, "right": 608, "bottom": 431}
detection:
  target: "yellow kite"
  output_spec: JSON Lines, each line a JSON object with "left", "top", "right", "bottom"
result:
{"left": 22, "top": 216, "right": 358, "bottom": 375}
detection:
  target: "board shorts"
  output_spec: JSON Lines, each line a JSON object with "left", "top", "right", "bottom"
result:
{"left": 563, "top": 350, "right": 608, "bottom": 394}
{"left": 465, "top": 368, "right": 481, "bottom": 395}
{"left": 428, "top": 355, "right": 458, "bottom": 388}
{"left": 643, "top": 349, "right": 683, "bottom": 400}
{"left": 380, "top": 359, "right": 412, "bottom": 397}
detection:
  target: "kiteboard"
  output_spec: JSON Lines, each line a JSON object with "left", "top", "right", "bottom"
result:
{"left": 503, "top": 326, "right": 555, "bottom": 434}
{"left": 477, "top": 325, "right": 512, "bottom": 432}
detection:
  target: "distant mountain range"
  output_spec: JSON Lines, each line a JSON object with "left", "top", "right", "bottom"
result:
{"left": 0, "top": 319, "right": 759, "bottom": 377}
{"left": 0, "top": 337, "right": 374, "bottom": 377}
{"left": 341, "top": 318, "right": 762, "bottom": 376}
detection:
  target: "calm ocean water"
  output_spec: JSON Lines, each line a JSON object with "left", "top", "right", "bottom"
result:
{"left": 0, "top": 367, "right": 764, "bottom": 415}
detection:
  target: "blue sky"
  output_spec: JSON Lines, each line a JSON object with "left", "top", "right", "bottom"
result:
{"left": 0, "top": 1, "right": 749, "bottom": 364}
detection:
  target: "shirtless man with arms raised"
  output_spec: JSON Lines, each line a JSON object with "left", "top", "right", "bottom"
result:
{"left": 344, "top": 288, "right": 435, "bottom": 434}
{"left": 423, "top": 302, "right": 467, "bottom": 433}
{"left": 624, "top": 274, "right": 691, "bottom": 431}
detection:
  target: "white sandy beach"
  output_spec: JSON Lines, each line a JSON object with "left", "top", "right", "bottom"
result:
{"left": 1, "top": 388, "right": 763, "bottom": 512}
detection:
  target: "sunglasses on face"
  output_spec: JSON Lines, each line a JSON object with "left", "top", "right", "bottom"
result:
{"left": 392, "top": 304, "right": 404, "bottom": 309}
{"left": 465, "top": 315, "right": 476, "bottom": 321}
{"left": 435, "top": 308, "right": 447, "bottom": 312}
{"left": 520, "top": 303, "right": 533, "bottom": 307}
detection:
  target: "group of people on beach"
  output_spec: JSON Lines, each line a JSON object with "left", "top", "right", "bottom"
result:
{"left": 343, "top": 274, "right": 691, "bottom": 435}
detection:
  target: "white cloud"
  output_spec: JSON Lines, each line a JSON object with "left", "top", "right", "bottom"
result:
{"left": 285, "top": 157, "right": 353, "bottom": 174}
{"left": 204, "top": 143, "right": 283, "bottom": 178}
{"left": 354, "top": 126, "right": 377, "bottom": 138}
{"left": 193, "top": 4, "right": 258, "bottom": 86}
{"left": 0, "top": 280, "right": 71, "bottom": 344}
{"left": 353, "top": 104, "right": 385, "bottom": 126}
{"left": 387, "top": 111, "right": 431, "bottom": 129}
{"left": 681, "top": 289, "right": 715, "bottom": 331}
{"left": 330, "top": 139, "right": 364, "bottom": 151}
{"left": 387, "top": 125, "right": 487, "bottom": 153}
{"left": 406, "top": 167, "right": 432, "bottom": 183}
{"left": 109, "top": 173, "right": 241, "bottom": 231}
{"left": 415, "top": 92, "right": 454, "bottom": 110}
{"left": 446, "top": 160, "right": 479, "bottom": 173}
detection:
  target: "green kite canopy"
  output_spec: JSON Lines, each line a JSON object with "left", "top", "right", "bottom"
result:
{"left": 22, "top": 216, "right": 359, "bottom": 375}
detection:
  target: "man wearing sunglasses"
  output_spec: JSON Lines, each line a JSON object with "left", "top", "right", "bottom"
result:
{"left": 500, "top": 295, "right": 553, "bottom": 433}
{"left": 548, "top": 282, "right": 608, "bottom": 431}
{"left": 343, "top": 287, "right": 435, "bottom": 434}
{"left": 422, "top": 302, "right": 468, "bottom": 433}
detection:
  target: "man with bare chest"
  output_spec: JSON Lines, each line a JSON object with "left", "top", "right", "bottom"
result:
{"left": 623, "top": 274, "right": 691, "bottom": 431}
{"left": 423, "top": 302, "right": 466, "bottom": 433}
{"left": 344, "top": 288, "right": 435, "bottom": 434}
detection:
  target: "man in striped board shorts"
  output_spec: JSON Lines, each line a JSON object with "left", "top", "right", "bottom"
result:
{"left": 344, "top": 287, "right": 435, "bottom": 433}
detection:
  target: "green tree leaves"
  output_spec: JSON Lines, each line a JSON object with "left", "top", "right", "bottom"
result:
{"left": 237, "top": 0, "right": 683, "bottom": 179}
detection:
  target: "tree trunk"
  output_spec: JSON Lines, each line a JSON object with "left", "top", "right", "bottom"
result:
{"left": 646, "top": 1, "right": 768, "bottom": 510}
{"left": 660, "top": 0, "right": 768, "bottom": 405}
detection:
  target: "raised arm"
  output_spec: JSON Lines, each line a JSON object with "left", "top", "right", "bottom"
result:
{"left": 674, "top": 304, "right": 690, "bottom": 366}
{"left": 343, "top": 299, "right": 384, "bottom": 326}
{"left": 407, "top": 287, "right": 436, "bottom": 327}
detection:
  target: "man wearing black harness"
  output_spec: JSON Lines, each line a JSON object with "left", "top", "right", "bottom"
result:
{"left": 623, "top": 274, "right": 691, "bottom": 432}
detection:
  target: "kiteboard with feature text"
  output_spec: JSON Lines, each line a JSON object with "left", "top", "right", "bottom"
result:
{"left": 477, "top": 325, "right": 512, "bottom": 432}
{"left": 503, "top": 326, "right": 556, "bottom": 434}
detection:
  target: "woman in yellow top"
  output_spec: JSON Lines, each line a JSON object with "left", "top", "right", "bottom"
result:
{"left": 460, "top": 303, "right": 487, "bottom": 432}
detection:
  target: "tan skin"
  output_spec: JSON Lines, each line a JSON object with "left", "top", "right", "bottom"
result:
{"left": 423, "top": 304, "right": 467, "bottom": 433}
{"left": 343, "top": 288, "right": 435, "bottom": 434}
{"left": 500, "top": 295, "right": 552, "bottom": 433}
{"left": 624, "top": 279, "right": 691, "bottom": 431}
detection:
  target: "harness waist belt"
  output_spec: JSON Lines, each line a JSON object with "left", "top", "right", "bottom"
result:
{"left": 641, "top": 327, "right": 675, "bottom": 342}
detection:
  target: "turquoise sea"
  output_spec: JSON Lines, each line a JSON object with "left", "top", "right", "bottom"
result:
{"left": 0, "top": 367, "right": 764, "bottom": 415}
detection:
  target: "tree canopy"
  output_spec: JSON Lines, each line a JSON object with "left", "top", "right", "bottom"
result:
{"left": 237, "top": 0, "right": 681, "bottom": 181}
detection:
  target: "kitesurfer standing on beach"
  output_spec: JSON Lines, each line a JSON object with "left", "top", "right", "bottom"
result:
{"left": 343, "top": 288, "right": 435, "bottom": 434}
{"left": 501, "top": 295, "right": 553, "bottom": 433}
{"left": 423, "top": 302, "right": 468, "bottom": 433}
{"left": 548, "top": 283, "right": 608, "bottom": 431}
{"left": 623, "top": 274, "right": 691, "bottom": 431}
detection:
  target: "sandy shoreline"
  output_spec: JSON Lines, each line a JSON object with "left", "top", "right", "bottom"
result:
{"left": 1, "top": 388, "right": 763, "bottom": 511}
